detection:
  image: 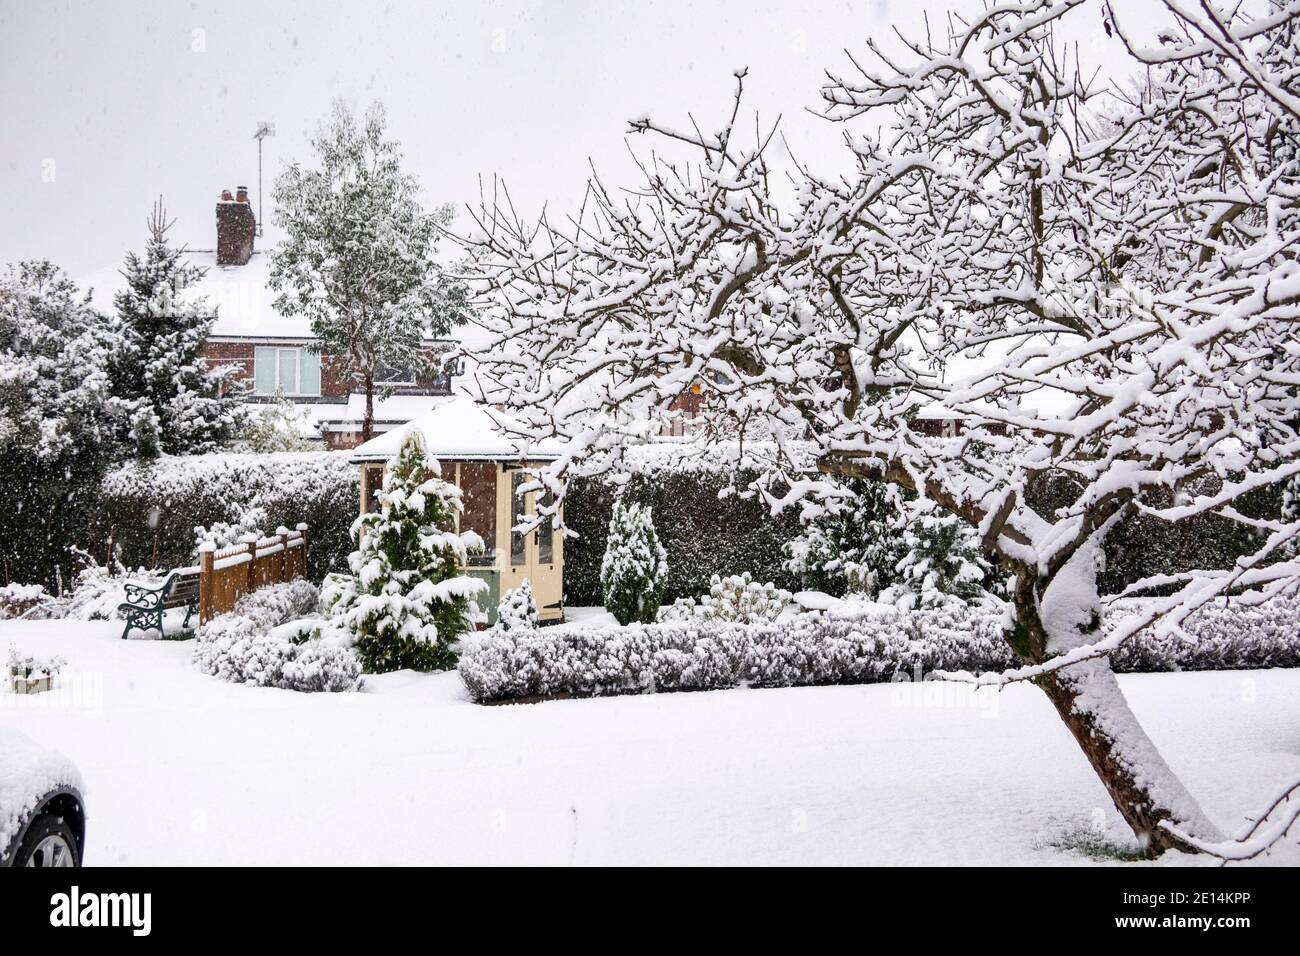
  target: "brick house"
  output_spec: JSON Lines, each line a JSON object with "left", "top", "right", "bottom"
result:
{"left": 83, "top": 185, "right": 465, "bottom": 450}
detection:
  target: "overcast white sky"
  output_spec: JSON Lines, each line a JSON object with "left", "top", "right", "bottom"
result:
{"left": 0, "top": 0, "right": 1168, "bottom": 277}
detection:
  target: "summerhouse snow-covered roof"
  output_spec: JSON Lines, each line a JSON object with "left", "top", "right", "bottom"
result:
{"left": 350, "top": 397, "right": 565, "bottom": 464}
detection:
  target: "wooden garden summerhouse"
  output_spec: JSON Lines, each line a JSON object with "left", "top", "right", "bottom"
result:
{"left": 350, "top": 398, "right": 566, "bottom": 623}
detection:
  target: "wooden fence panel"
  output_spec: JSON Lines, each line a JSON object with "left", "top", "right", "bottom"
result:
{"left": 199, "top": 525, "right": 309, "bottom": 625}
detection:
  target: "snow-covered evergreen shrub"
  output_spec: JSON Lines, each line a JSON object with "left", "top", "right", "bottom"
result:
{"left": 785, "top": 478, "right": 906, "bottom": 597}
{"left": 880, "top": 507, "right": 995, "bottom": 610}
{"left": 459, "top": 620, "right": 750, "bottom": 702}
{"left": 323, "top": 433, "right": 486, "bottom": 673}
{"left": 459, "top": 605, "right": 1012, "bottom": 703}
{"left": 600, "top": 499, "right": 668, "bottom": 625}
{"left": 192, "top": 500, "right": 267, "bottom": 556}
{"left": 1110, "top": 593, "right": 1300, "bottom": 673}
{"left": 233, "top": 389, "right": 317, "bottom": 453}
{"left": 193, "top": 580, "right": 361, "bottom": 692}
{"left": 658, "top": 573, "right": 791, "bottom": 624}
{"left": 496, "top": 581, "right": 538, "bottom": 632}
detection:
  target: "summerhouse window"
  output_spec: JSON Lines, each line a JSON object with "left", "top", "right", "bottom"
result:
{"left": 510, "top": 471, "right": 527, "bottom": 566}
{"left": 537, "top": 492, "right": 554, "bottom": 564}
{"left": 459, "top": 462, "right": 497, "bottom": 566}
{"left": 254, "top": 346, "right": 321, "bottom": 396}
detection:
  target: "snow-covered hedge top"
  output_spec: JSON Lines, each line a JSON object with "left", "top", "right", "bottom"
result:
{"left": 0, "top": 729, "right": 83, "bottom": 859}
{"left": 460, "top": 590, "right": 1300, "bottom": 703}
{"left": 598, "top": 439, "right": 810, "bottom": 481}
{"left": 103, "top": 451, "right": 358, "bottom": 502}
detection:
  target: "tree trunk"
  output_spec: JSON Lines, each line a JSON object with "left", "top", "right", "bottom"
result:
{"left": 1035, "top": 659, "right": 1218, "bottom": 855}
{"left": 1012, "top": 584, "right": 1221, "bottom": 857}
{"left": 362, "top": 370, "right": 375, "bottom": 444}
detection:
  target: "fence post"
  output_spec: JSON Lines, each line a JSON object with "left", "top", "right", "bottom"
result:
{"left": 198, "top": 545, "right": 214, "bottom": 625}
{"left": 297, "top": 523, "right": 309, "bottom": 580}
{"left": 245, "top": 535, "right": 258, "bottom": 594}
{"left": 278, "top": 527, "right": 290, "bottom": 584}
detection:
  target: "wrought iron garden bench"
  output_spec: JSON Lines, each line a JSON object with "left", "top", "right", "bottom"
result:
{"left": 117, "top": 570, "right": 200, "bottom": 640}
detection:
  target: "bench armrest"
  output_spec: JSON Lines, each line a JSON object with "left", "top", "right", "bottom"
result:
{"left": 122, "top": 577, "right": 171, "bottom": 608}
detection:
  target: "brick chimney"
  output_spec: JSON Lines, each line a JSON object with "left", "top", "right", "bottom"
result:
{"left": 216, "top": 185, "right": 256, "bottom": 266}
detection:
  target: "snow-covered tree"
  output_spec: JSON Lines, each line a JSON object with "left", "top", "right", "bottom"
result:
{"left": 882, "top": 506, "right": 995, "bottom": 610}
{"left": 462, "top": 0, "right": 1300, "bottom": 857}
{"left": 269, "top": 100, "right": 471, "bottom": 442}
{"left": 785, "top": 478, "right": 905, "bottom": 597}
{"left": 0, "top": 260, "right": 119, "bottom": 587}
{"left": 324, "top": 432, "right": 486, "bottom": 672}
{"left": 600, "top": 499, "right": 668, "bottom": 625}
{"left": 235, "top": 388, "right": 317, "bottom": 453}
{"left": 496, "top": 580, "right": 539, "bottom": 632}
{"left": 109, "top": 199, "right": 243, "bottom": 458}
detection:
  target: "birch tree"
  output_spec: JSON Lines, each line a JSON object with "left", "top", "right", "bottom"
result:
{"left": 461, "top": 0, "right": 1300, "bottom": 857}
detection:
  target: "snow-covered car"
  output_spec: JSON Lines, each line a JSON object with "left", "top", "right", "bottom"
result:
{"left": 0, "top": 729, "right": 86, "bottom": 867}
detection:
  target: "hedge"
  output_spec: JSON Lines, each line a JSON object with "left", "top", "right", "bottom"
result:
{"left": 563, "top": 469, "right": 802, "bottom": 606}
{"left": 460, "top": 593, "right": 1300, "bottom": 703}
{"left": 94, "top": 452, "right": 359, "bottom": 582}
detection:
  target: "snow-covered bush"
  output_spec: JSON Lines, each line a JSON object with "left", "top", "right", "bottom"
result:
{"left": 600, "top": 499, "right": 668, "bottom": 626}
{"left": 785, "top": 478, "right": 905, "bottom": 597}
{"left": 0, "top": 583, "right": 50, "bottom": 620}
{"left": 880, "top": 507, "right": 995, "bottom": 610}
{"left": 33, "top": 557, "right": 167, "bottom": 621}
{"left": 323, "top": 433, "right": 486, "bottom": 673}
{"left": 233, "top": 389, "right": 317, "bottom": 453}
{"left": 496, "top": 581, "right": 538, "bottom": 632}
{"left": 461, "top": 593, "right": 1300, "bottom": 703}
{"left": 1111, "top": 594, "right": 1300, "bottom": 673}
{"left": 193, "top": 580, "right": 361, "bottom": 693}
{"left": 459, "top": 620, "right": 750, "bottom": 702}
{"left": 192, "top": 500, "right": 267, "bottom": 556}
{"left": 459, "top": 604, "right": 1012, "bottom": 703}
{"left": 658, "top": 573, "right": 791, "bottom": 624}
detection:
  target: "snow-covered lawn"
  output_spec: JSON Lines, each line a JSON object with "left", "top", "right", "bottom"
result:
{"left": 2, "top": 618, "right": 1297, "bottom": 866}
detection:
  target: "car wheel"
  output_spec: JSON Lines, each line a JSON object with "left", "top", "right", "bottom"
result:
{"left": 14, "top": 814, "right": 80, "bottom": 867}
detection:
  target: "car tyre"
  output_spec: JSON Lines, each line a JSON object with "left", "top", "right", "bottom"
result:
{"left": 13, "top": 813, "right": 80, "bottom": 867}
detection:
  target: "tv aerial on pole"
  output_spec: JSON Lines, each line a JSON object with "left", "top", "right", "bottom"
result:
{"left": 253, "top": 122, "right": 276, "bottom": 237}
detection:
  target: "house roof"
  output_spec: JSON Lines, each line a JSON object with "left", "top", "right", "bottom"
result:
{"left": 350, "top": 397, "right": 565, "bottom": 463}
{"left": 81, "top": 250, "right": 314, "bottom": 338}
{"left": 80, "top": 250, "right": 465, "bottom": 344}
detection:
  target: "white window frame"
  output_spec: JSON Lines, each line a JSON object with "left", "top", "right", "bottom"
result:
{"left": 254, "top": 346, "right": 320, "bottom": 397}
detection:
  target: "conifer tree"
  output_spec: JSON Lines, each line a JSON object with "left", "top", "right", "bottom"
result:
{"left": 496, "top": 580, "right": 538, "bottom": 632}
{"left": 325, "top": 432, "right": 487, "bottom": 672}
{"left": 600, "top": 499, "right": 668, "bottom": 625}
{"left": 109, "top": 198, "right": 242, "bottom": 457}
